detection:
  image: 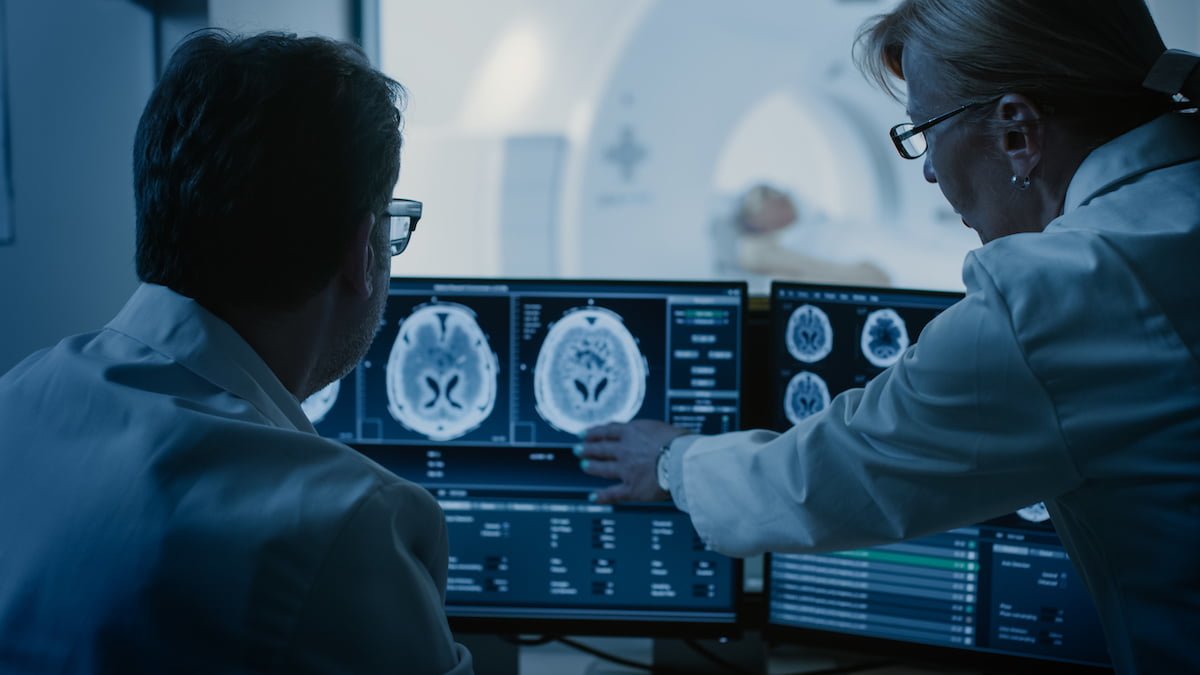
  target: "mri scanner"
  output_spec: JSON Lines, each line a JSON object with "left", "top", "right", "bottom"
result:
{"left": 380, "top": 0, "right": 981, "bottom": 291}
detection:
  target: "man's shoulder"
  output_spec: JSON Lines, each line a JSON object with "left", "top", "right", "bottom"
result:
{"left": 331, "top": 445, "right": 444, "bottom": 532}
{"left": 301, "top": 436, "right": 437, "bottom": 513}
{"left": 0, "top": 329, "right": 109, "bottom": 389}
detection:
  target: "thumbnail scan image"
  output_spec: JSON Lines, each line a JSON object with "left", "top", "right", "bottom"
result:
{"left": 860, "top": 308, "right": 910, "bottom": 368}
{"left": 784, "top": 370, "right": 831, "bottom": 425}
{"left": 300, "top": 379, "right": 340, "bottom": 425}
{"left": 385, "top": 302, "right": 500, "bottom": 441}
{"left": 785, "top": 304, "right": 833, "bottom": 364}
{"left": 1016, "top": 501, "right": 1052, "bottom": 523}
{"left": 533, "top": 306, "right": 648, "bottom": 436}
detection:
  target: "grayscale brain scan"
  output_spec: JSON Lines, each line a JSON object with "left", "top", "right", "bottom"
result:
{"left": 785, "top": 304, "right": 833, "bottom": 363}
{"left": 533, "top": 306, "right": 648, "bottom": 436}
{"left": 860, "top": 308, "right": 910, "bottom": 368}
{"left": 784, "top": 370, "right": 831, "bottom": 425}
{"left": 301, "top": 379, "right": 340, "bottom": 425}
{"left": 385, "top": 302, "right": 499, "bottom": 441}
{"left": 1016, "top": 501, "right": 1052, "bottom": 523}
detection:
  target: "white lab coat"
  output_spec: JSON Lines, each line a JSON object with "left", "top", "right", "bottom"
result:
{"left": 0, "top": 284, "right": 473, "bottom": 674}
{"left": 668, "top": 113, "right": 1200, "bottom": 674}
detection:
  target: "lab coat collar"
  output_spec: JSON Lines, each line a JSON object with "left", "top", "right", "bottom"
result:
{"left": 106, "top": 283, "right": 316, "bottom": 433}
{"left": 1064, "top": 112, "right": 1200, "bottom": 213}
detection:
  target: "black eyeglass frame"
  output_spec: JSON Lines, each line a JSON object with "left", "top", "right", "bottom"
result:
{"left": 385, "top": 198, "right": 423, "bottom": 257}
{"left": 889, "top": 97, "right": 1000, "bottom": 160}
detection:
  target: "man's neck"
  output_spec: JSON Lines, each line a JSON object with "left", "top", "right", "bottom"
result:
{"left": 206, "top": 299, "right": 329, "bottom": 401}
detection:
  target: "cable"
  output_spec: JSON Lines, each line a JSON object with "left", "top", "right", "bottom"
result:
{"left": 683, "top": 638, "right": 756, "bottom": 675}
{"left": 506, "top": 634, "right": 721, "bottom": 673}
{"left": 555, "top": 636, "right": 660, "bottom": 673}
{"left": 501, "top": 634, "right": 657, "bottom": 671}
{"left": 780, "top": 660, "right": 896, "bottom": 675}
{"left": 514, "top": 634, "right": 893, "bottom": 674}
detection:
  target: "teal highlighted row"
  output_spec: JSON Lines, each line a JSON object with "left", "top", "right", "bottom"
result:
{"left": 831, "top": 549, "right": 979, "bottom": 572}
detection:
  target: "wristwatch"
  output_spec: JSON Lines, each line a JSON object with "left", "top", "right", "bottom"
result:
{"left": 656, "top": 440, "right": 674, "bottom": 492}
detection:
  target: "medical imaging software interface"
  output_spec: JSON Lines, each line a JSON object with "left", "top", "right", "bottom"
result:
{"left": 766, "top": 283, "right": 1110, "bottom": 669}
{"left": 306, "top": 278, "right": 745, "bottom": 625}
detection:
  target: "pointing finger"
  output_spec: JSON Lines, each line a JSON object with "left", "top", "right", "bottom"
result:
{"left": 575, "top": 440, "right": 624, "bottom": 460}
{"left": 579, "top": 458, "right": 621, "bottom": 480}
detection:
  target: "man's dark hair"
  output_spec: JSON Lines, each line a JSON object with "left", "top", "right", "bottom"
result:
{"left": 134, "top": 30, "right": 404, "bottom": 308}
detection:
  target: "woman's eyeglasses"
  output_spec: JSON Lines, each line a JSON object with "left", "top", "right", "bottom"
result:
{"left": 889, "top": 97, "right": 1000, "bottom": 159}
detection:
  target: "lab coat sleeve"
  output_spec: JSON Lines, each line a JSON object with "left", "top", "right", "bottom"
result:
{"left": 674, "top": 255, "right": 1083, "bottom": 558}
{"left": 280, "top": 481, "right": 473, "bottom": 675}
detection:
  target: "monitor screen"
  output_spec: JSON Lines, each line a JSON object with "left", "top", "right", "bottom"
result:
{"left": 305, "top": 277, "right": 746, "bottom": 635}
{"left": 765, "top": 282, "right": 1111, "bottom": 671}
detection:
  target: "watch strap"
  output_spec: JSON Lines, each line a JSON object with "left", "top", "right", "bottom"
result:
{"left": 656, "top": 440, "right": 673, "bottom": 492}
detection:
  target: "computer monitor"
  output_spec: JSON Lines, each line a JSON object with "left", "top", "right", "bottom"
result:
{"left": 764, "top": 282, "right": 1111, "bottom": 672}
{"left": 306, "top": 277, "right": 746, "bottom": 636}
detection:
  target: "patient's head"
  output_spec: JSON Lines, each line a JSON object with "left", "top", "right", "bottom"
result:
{"left": 735, "top": 184, "right": 799, "bottom": 235}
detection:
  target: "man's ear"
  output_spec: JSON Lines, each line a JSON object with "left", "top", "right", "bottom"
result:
{"left": 341, "top": 213, "right": 376, "bottom": 299}
{"left": 995, "top": 93, "right": 1044, "bottom": 181}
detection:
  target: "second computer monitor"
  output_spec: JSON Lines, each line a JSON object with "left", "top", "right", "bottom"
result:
{"left": 764, "top": 282, "right": 1110, "bottom": 671}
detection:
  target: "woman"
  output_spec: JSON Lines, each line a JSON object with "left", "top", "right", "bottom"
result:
{"left": 577, "top": 1, "right": 1199, "bottom": 672}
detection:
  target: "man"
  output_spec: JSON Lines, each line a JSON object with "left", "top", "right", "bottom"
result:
{"left": 0, "top": 31, "right": 471, "bottom": 674}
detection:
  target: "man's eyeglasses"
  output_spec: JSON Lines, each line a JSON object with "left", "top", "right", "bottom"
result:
{"left": 385, "top": 198, "right": 422, "bottom": 257}
{"left": 889, "top": 97, "right": 999, "bottom": 159}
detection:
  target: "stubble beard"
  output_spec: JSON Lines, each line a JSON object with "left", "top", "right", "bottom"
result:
{"left": 305, "top": 262, "right": 389, "bottom": 400}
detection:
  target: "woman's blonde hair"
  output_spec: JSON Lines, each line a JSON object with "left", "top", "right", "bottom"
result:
{"left": 854, "top": 0, "right": 1176, "bottom": 140}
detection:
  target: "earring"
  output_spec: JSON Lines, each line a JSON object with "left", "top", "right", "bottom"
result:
{"left": 1011, "top": 175, "right": 1031, "bottom": 190}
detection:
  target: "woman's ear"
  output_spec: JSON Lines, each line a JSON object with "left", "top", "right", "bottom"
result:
{"left": 995, "top": 93, "right": 1044, "bottom": 181}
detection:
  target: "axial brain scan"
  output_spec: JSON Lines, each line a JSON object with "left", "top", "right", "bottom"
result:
{"left": 533, "top": 307, "right": 648, "bottom": 436}
{"left": 301, "top": 379, "right": 340, "bottom": 425}
{"left": 386, "top": 302, "right": 499, "bottom": 441}
{"left": 860, "top": 308, "right": 910, "bottom": 368}
{"left": 1016, "top": 501, "right": 1052, "bottom": 523}
{"left": 785, "top": 304, "right": 834, "bottom": 364}
{"left": 784, "top": 370, "right": 831, "bottom": 425}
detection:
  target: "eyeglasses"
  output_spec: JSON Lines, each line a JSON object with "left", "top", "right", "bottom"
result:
{"left": 889, "top": 97, "right": 999, "bottom": 160}
{"left": 385, "top": 198, "right": 422, "bottom": 257}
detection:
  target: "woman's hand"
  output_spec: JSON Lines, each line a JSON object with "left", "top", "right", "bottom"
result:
{"left": 576, "top": 420, "right": 690, "bottom": 504}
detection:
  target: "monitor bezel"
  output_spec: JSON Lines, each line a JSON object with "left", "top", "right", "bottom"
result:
{"left": 768, "top": 280, "right": 965, "bottom": 307}
{"left": 762, "top": 281, "right": 1111, "bottom": 673}
{"left": 382, "top": 275, "right": 750, "bottom": 639}
{"left": 448, "top": 604, "right": 744, "bottom": 640}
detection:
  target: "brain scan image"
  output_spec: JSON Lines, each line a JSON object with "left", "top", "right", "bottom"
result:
{"left": 385, "top": 302, "right": 499, "bottom": 441}
{"left": 783, "top": 371, "right": 831, "bottom": 425}
{"left": 1016, "top": 501, "right": 1052, "bottom": 523}
{"left": 860, "top": 308, "right": 910, "bottom": 368}
{"left": 301, "top": 379, "right": 340, "bottom": 425}
{"left": 785, "top": 304, "right": 834, "bottom": 363}
{"left": 533, "top": 307, "right": 648, "bottom": 436}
